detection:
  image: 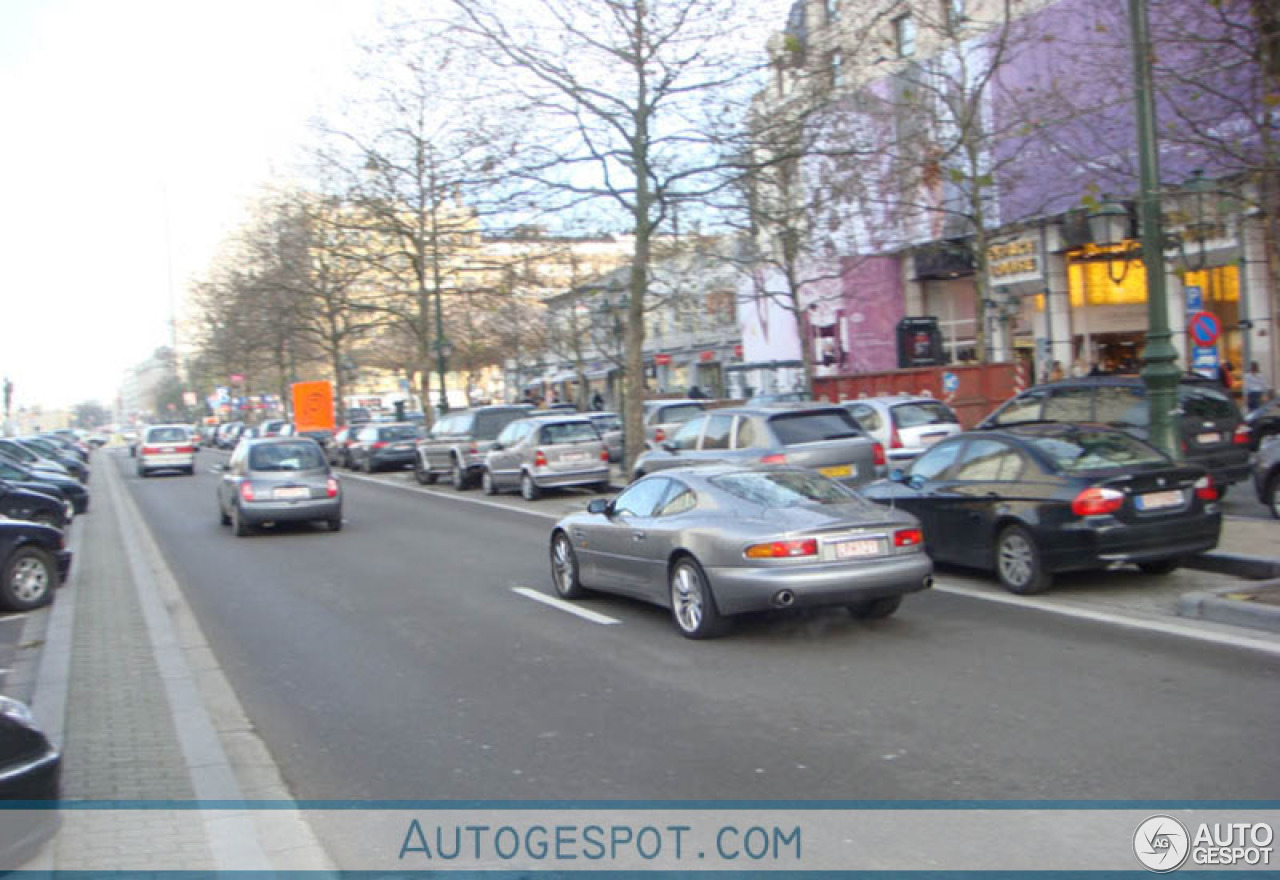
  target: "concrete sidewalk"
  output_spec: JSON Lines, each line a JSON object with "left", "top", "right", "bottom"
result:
{"left": 8, "top": 451, "right": 332, "bottom": 871}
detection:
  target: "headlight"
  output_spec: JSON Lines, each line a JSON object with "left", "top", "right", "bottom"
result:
{"left": 0, "top": 696, "right": 38, "bottom": 730}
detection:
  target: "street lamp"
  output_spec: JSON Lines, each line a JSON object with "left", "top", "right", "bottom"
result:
{"left": 434, "top": 336, "right": 453, "bottom": 415}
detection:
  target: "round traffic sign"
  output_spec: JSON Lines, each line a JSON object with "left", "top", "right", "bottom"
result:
{"left": 1188, "top": 311, "right": 1221, "bottom": 347}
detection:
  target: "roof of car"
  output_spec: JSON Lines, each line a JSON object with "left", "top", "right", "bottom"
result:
{"left": 1029, "top": 373, "right": 1219, "bottom": 389}
{"left": 844, "top": 395, "right": 950, "bottom": 406}
{"left": 703, "top": 403, "right": 856, "bottom": 419}
{"left": 515, "top": 413, "right": 595, "bottom": 424}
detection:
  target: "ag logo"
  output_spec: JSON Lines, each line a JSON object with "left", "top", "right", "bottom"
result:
{"left": 1135, "top": 815, "right": 1190, "bottom": 872}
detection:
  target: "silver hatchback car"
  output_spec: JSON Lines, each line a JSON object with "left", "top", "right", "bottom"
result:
{"left": 841, "top": 396, "right": 963, "bottom": 465}
{"left": 216, "top": 437, "right": 342, "bottom": 536}
{"left": 481, "top": 416, "right": 611, "bottom": 500}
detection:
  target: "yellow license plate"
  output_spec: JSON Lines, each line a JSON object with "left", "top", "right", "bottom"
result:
{"left": 819, "top": 464, "right": 853, "bottom": 478}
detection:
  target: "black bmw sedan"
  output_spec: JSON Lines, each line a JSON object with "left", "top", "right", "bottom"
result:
{"left": 862, "top": 424, "right": 1221, "bottom": 594}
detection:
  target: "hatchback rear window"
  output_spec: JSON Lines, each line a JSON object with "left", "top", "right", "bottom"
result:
{"left": 1178, "top": 384, "right": 1236, "bottom": 420}
{"left": 1024, "top": 430, "right": 1167, "bottom": 473}
{"left": 891, "top": 401, "right": 957, "bottom": 428}
{"left": 655, "top": 404, "right": 704, "bottom": 425}
{"left": 379, "top": 426, "right": 419, "bottom": 441}
{"left": 475, "top": 411, "right": 526, "bottom": 439}
{"left": 249, "top": 442, "right": 326, "bottom": 471}
{"left": 146, "top": 427, "right": 189, "bottom": 443}
{"left": 768, "top": 411, "right": 863, "bottom": 446}
{"left": 540, "top": 422, "right": 599, "bottom": 445}
{"left": 711, "top": 470, "right": 860, "bottom": 508}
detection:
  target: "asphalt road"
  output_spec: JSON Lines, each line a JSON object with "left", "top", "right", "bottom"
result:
{"left": 115, "top": 449, "right": 1280, "bottom": 802}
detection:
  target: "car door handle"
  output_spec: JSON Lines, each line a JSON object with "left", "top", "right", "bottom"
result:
{"left": 633, "top": 531, "right": 647, "bottom": 541}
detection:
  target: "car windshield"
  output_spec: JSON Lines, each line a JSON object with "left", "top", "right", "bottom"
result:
{"left": 147, "top": 428, "right": 189, "bottom": 443}
{"left": 892, "top": 401, "right": 957, "bottom": 428}
{"left": 768, "top": 411, "right": 863, "bottom": 445}
{"left": 540, "top": 422, "right": 598, "bottom": 444}
{"left": 380, "top": 426, "right": 420, "bottom": 441}
{"left": 1024, "top": 430, "right": 1168, "bottom": 473}
{"left": 711, "top": 470, "right": 860, "bottom": 508}
{"left": 248, "top": 442, "right": 326, "bottom": 472}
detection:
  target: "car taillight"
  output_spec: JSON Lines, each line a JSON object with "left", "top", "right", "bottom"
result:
{"left": 1194, "top": 475, "right": 1217, "bottom": 501}
{"left": 1071, "top": 486, "right": 1124, "bottom": 516}
{"left": 760, "top": 453, "right": 787, "bottom": 464}
{"left": 175, "top": 445, "right": 196, "bottom": 454}
{"left": 141, "top": 445, "right": 160, "bottom": 455}
{"left": 654, "top": 428, "right": 666, "bottom": 443}
{"left": 535, "top": 450, "right": 548, "bottom": 467}
{"left": 468, "top": 444, "right": 479, "bottom": 455}
{"left": 239, "top": 482, "right": 256, "bottom": 502}
{"left": 893, "top": 527, "right": 923, "bottom": 547}
{"left": 889, "top": 425, "right": 903, "bottom": 449}
{"left": 745, "top": 539, "right": 818, "bottom": 559}
{"left": 1233, "top": 424, "right": 1251, "bottom": 446}
{"left": 326, "top": 477, "right": 339, "bottom": 498}
{"left": 873, "top": 442, "right": 886, "bottom": 466}
{"left": 600, "top": 449, "right": 610, "bottom": 462}
{"left": 372, "top": 441, "right": 387, "bottom": 450}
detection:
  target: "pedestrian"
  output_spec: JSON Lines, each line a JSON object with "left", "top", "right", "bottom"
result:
{"left": 1217, "top": 361, "right": 1234, "bottom": 391}
{"left": 687, "top": 385, "right": 708, "bottom": 400}
{"left": 590, "top": 391, "right": 605, "bottom": 411}
{"left": 1047, "top": 360, "right": 1065, "bottom": 383}
{"left": 1244, "top": 361, "right": 1269, "bottom": 412}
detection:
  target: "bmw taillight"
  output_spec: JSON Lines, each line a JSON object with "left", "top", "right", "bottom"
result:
{"left": 760, "top": 453, "right": 787, "bottom": 464}
{"left": 372, "top": 441, "right": 387, "bottom": 450}
{"left": 326, "top": 477, "right": 339, "bottom": 498}
{"left": 1071, "top": 486, "right": 1124, "bottom": 516}
{"left": 873, "top": 442, "right": 886, "bottom": 466}
{"left": 893, "top": 527, "right": 923, "bottom": 547}
{"left": 1233, "top": 424, "right": 1251, "bottom": 446}
{"left": 534, "top": 450, "right": 548, "bottom": 467}
{"left": 745, "top": 539, "right": 818, "bottom": 559}
{"left": 239, "top": 482, "right": 256, "bottom": 502}
{"left": 1194, "top": 475, "right": 1217, "bottom": 501}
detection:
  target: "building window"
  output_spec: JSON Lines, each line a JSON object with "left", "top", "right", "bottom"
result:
{"left": 894, "top": 14, "right": 917, "bottom": 58}
{"left": 825, "top": 0, "right": 839, "bottom": 24}
{"left": 944, "top": 0, "right": 965, "bottom": 30}
{"left": 829, "top": 48, "right": 844, "bottom": 89}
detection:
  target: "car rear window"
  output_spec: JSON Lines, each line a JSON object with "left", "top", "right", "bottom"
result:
{"left": 380, "top": 426, "right": 419, "bottom": 441}
{"left": 656, "top": 403, "right": 704, "bottom": 425}
{"left": 1178, "top": 384, "right": 1237, "bottom": 420}
{"left": 891, "top": 401, "right": 957, "bottom": 428}
{"left": 1024, "top": 429, "right": 1167, "bottom": 473}
{"left": 768, "top": 411, "right": 863, "bottom": 446}
{"left": 711, "top": 470, "right": 859, "bottom": 508}
{"left": 146, "top": 427, "right": 189, "bottom": 443}
{"left": 475, "top": 410, "right": 525, "bottom": 439}
{"left": 540, "top": 422, "right": 599, "bottom": 445}
{"left": 249, "top": 442, "right": 326, "bottom": 471}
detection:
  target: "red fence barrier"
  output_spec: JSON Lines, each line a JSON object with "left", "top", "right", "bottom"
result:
{"left": 814, "top": 363, "right": 1019, "bottom": 429}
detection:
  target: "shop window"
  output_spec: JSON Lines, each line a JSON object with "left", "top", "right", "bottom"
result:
{"left": 1067, "top": 253, "right": 1149, "bottom": 307}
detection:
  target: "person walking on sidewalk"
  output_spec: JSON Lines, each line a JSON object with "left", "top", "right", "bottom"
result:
{"left": 1244, "top": 361, "right": 1269, "bottom": 412}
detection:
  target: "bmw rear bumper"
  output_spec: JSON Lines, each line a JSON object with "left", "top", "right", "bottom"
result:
{"left": 707, "top": 553, "right": 933, "bottom": 616}
{"left": 1044, "top": 512, "right": 1221, "bottom": 572}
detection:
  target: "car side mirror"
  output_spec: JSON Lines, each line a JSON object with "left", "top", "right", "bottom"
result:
{"left": 587, "top": 498, "right": 610, "bottom": 515}
{"left": 889, "top": 468, "right": 906, "bottom": 482}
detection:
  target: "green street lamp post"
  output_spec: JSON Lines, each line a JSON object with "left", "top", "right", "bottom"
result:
{"left": 1127, "top": 0, "right": 1181, "bottom": 458}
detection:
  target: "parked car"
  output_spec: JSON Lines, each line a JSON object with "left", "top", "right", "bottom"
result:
{"left": 1252, "top": 435, "right": 1280, "bottom": 519}
{"left": 0, "top": 439, "right": 72, "bottom": 480}
{"left": 841, "top": 396, "right": 963, "bottom": 465}
{"left": 414, "top": 404, "right": 534, "bottom": 489}
{"left": 0, "top": 480, "right": 68, "bottom": 529}
{"left": 348, "top": 422, "right": 421, "bottom": 473}
{"left": 39, "top": 433, "right": 89, "bottom": 462}
{"left": 585, "top": 411, "right": 624, "bottom": 463}
{"left": 258, "top": 419, "right": 294, "bottom": 438}
{"left": 328, "top": 425, "right": 364, "bottom": 469}
{"left": 0, "top": 458, "right": 88, "bottom": 515}
{"left": 297, "top": 427, "right": 334, "bottom": 456}
{"left": 0, "top": 519, "right": 71, "bottom": 611}
{"left": 633, "top": 405, "right": 883, "bottom": 488}
{"left": 862, "top": 424, "right": 1221, "bottom": 594}
{"left": 216, "top": 437, "right": 342, "bottom": 536}
{"left": 977, "top": 374, "right": 1251, "bottom": 491}
{"left": 1245, "top": 397, "right": 1280, "bottom": 450}
{"left": 481, "top": 415, "right": 611, "bottom": 500}
{"left": 215, "top": 421, "right": 245, "bottom": 450}
{"left": 746, "top": 391, "right": 812, "bottom": 405}
{"left": 14, "top": 438, "right": 87, "bottom": 483}
{"left": 0, "top": 694, "right": 61, "bottom": 865}
{"left": 643, "top": 399, "right": 708, "bottom": 448}
{"left": 549, "top": 465, "right": 932, "bottom": 638}
{"left": 136, "top": 424, "right": 197, "bottom": 477}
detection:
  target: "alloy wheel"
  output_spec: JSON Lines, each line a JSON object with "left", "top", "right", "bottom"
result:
{"left": 998, "top": 532, "right": 1034, "bottom": 587}
{"left": 10, "top": 556, "right": 50, "bottom": 604}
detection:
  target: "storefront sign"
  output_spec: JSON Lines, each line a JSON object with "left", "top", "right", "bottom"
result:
{"left": 986, "top": 233, "right": 1042, "bottom": 286}
{"left": 699, "top": 350, "right": 715, "bottom": 362}
{"left": 654, "top": 354, "right": 672, "bottom": 366}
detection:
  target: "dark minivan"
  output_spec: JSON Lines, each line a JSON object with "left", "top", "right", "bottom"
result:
{"left": 977, "top": 375, "right": 1251, "bottom": 490}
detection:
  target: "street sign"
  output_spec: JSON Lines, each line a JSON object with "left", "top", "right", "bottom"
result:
{"left": 292, "top": 381, "right": 336, "bottom": 433}
{"left": 942, "top": 372, "right": 959, "bottom": 394}
{"left": 1192, "top": 345, "right": 1220, "bottom": 378}
{"left": 1188, "top": 311, "right": 1221, "bottom": 347}
{"left": 1185, "top": 284, "right": 1203, "bottom": 312}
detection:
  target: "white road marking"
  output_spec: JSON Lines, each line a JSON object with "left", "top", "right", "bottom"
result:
{"left": 512, "top": 587, "right": 621, "bottom": 625}
{"left": 343, "top": 471, "right": 557, "bottom": 520}
{"left": 0, "top": 613, "right": 29, "bottom": 624}
{"left": 932, "top": 580, "right": 1280, "bottom": 658}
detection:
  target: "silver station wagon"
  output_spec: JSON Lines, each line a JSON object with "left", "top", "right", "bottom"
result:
{"left": 481, "top": 415, "right": 611, "bottom": 500}
{"left": 549, "top": 465, "right": 933, "bottom": 638}
{"left": 633, "top": 405, "right": 883, "bottom": 487}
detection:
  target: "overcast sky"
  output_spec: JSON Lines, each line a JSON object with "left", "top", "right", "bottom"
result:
{"left": 0, "top": 0, "right": 379, "bottom": 412}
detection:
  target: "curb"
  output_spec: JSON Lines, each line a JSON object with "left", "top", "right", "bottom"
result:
{"left": 1185, "top": 552, "right": 1280, "bottom": 580}
{"left": 1179, "top": 579, "right": 1280, "bottom": 634}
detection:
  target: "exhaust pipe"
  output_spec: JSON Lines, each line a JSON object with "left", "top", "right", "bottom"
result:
{"left": 773, "top": 589, "right": 796, "bottom": 607}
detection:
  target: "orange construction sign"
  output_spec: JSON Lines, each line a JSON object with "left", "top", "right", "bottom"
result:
{"left": 291, "top": 381, "right": 336, "bottom": 433}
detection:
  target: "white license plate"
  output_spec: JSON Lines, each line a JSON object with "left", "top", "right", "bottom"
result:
{"left": 393, "top": 443, "right": 412, "bottom": 450}
{"left": 273, "top": 487, "right": 310, "bottom": 500}
{"left": 833, "top": 538, "right": 884, "bottom": 559}
{"left": 1137, "top": 490, "right": 1183, "bottom": 511}
{"left": 819, "top": 464, "right": 854, "bottom": 478}
{"left": 1196, "top": 432, "right": 1222, "bottom": 445}
{"left": 562, "top": 452, "right": 588, "bottom": 462}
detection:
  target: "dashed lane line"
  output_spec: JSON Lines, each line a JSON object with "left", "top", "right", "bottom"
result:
{"left": 512, "top": 587, "right": 622, "bottom": 625}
